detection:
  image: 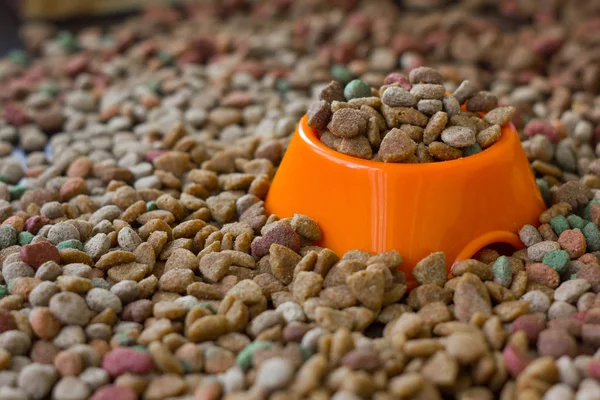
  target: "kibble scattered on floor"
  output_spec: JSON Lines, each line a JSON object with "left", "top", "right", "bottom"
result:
{"left": 0, "top": 0, "right": 599, "bottom": 399}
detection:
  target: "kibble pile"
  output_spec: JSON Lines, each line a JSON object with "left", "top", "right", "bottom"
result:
{"left": 307, "top": 68, "right": 515, "bottom": 161}
{"left": 0, "top": 0, "right": 598, "bottom": 399}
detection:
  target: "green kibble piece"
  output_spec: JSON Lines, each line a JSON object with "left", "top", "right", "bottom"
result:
{"left": 461, "top": 143, "right": 482, "bottom": 157}
{"left": 583, "top": 222, "right": 600, "bottom": 251}
{"left": 0, "top": 285, "right": 6, "bottom": 299}
{"left": 9, "top": 185, "right": 27, "bottom": 200}
{"left": 147, "top": 80, "right": 161, "bottom": 93}
{"left": 300, "top": 345, "right": 312, "bottom": 361}
{"left": 146, "top": 201, "right": 158, "bottom": 211}
{"left": 275, "top": 78, "right": 290, "bottom": 93}
{"left": 330, "top": 64, "right": 354, "bottom": 85}
{"left": 57, "top": 31, "right": 78, "bottom": 52}
{"left": 542, "top": 250, "right": 570, "bottom": 274}
{"left": 18, "top": 231, "right": 34, "bottom": 245}
{"left": 550, "top": 215, "right": 570, "bottom": 236}
{"left": 57, "top": 239, "right": 84, "bottom": 251}
{"left": 344, "top": 79, "right": 371, "bottom": 101}
{"left": 536, "top": 178, "right": 551, "bottom": 206}
{"left": 7, "top": 50, "right": 28, "bottom": 66}
{"left": 584, "top": 200, "right": 600, "bottom": 221}
{"left": 0, "top": 225, "right": 17, "bottom": 249}
{"left": 197, "top": 303, "right": 214, "bottom": 313}
{"left": 567, "top": 215, "right": 586, "bottom": 230}
{"left": 40, "top": 82, "right": 59, "bottom": 97}
{"left": 158, "top": 51, "right": 174, "bottom": 65}
{"left": 492, "top": 256, "right": 512, "bottom": 287}
{"left": 236, "top": 341, "right": 272, "bottom": 370}
{"left": 131, "top": 345, "right": 150, "bottom": 353}
{"left": 7, "top": 282, "right": 14, "bottom": 294}
{"left": 571, "top": 273, "right": 577, "bottom": 280}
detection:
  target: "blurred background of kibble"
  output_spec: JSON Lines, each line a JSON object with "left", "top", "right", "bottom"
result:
{"left": 0, "top": 0, "right": 180, "bottom": 56}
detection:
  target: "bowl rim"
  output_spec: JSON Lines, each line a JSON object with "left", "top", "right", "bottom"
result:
{"left": 297, "top": 114, "right": 519, "bottom": 171}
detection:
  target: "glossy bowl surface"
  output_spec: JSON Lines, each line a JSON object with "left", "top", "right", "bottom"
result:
{"left": 265, "top": 115, "right": 546, "bottom": 278}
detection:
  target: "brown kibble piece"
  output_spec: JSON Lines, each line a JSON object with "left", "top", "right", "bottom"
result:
{"left": 329, "top": 108, "right": 367, "bottom": 138}
{"left": 428, "top": 141, "right": 462, "bottom": 161}
{"left": 338, "top": 136, "right": 373, "bottom": 159}
{"left": 423, "top": 111, "right": 448, "bottom": 145}
{"left": 307, "top": 100, "right": 332, "bottom": 131}
{"left": 346, "top": 269, "right": 385, "bottom": 311}
{"left": 378, "top": 128, "right": 417, "bottom": 162}
{"left": 477, "top": 125, "right": 501, "bottom": 149}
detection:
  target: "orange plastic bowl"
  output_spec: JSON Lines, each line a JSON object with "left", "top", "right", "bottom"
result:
{"left": 265, "top": 115, "right": 546, "bottom": 279}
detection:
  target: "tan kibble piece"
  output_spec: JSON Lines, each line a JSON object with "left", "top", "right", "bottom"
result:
{"left": 346, "top": 269, "right": 385, "bottom": 311}
{"left": 428, "top": 141, "right": 462, "bottom": 161}
{"left": 338, "top": 135, "right": 373, "bottom": 159}
{"left": 95, "top": 250, "right": 137, "bottom": 270}
{"left": 135, "top": 242, "right": 156, "bottom": 269}
{"left": 477, "top": 124, "right": 502, "bottom": 148}
{"left": 329, "top": 108, "right": 368, "bottom": 138}
{"left": 108, "top": 262, "right": 149, "bottom": 282}
{"left": 187, "top": 282, "right": 223, "bottom": 300}
{"left": 366, "top": 117, "right": 381, "bottom": 148}
{"left": 493, "top": 300, "right": 529, "bottom": 322}
{"left": 484, "top": 106, "right": 516, "bottom": 126}
{"left": 446, "top": 331, "right": 488, "bottom": 365}
{"left": 441, "top": 126, "right": 476, "bottom": 148}
{"left": 174, "top": 220, "right": 206, "bottom": 240}
{"left": 149, "top": 341, "right": 184, "bottom": 375}
{"left": 220, "top": 250, "right": 255, "bottom": 269}
{"left": 421, "top": 351, "right": 459, "bottom": 386}
{"left": 451, "top": 259, "right": 493, "bottom": 281}
{"left": 164, "top": 248, "right": 197, "bottom": 272}
{"left": 412, "top": 252, "right": 447, "bottom": 286}
{"left": 187, "top": 315, "right": 229, "bottom": 342}
{"left": 360, "top": 105, "right": 386, "bottom": 130}
{"left": 270, "top": 244, "right": 302, "bottom": 285}
{"left": 199, "top": 252, "right": 232, "bottom": 283}
{"left": 453, "top": 273, "right": 492, "bottom": 322}
{"left": 386, "top": 106, "right": 429, "bottom": 127}
{"left": 293, "top": 271, "right": 324, "bottom": 302}
{"left": 291, "top": 214, "right": 322, "bottom": 241}
{"left": 314, "top": 307, "right": 353, "bottom": 331}
{"left": 320, "top": 131, "right": 340, "bottom": 150}
{"left": 423, "top": 111, "right": 448, "bottom": 144}
{"left": 378, "top": 128, "right": 417, "bottom": 162}
{"left": 389, "top": 373, "right": 424, "bottom": 397}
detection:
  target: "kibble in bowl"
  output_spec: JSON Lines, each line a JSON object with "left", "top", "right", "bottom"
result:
{"left": 266, "top": 72, "right": 546, "bottom": 273}
{"left": 307, "top": 67, "right": 517, "bottom": 163}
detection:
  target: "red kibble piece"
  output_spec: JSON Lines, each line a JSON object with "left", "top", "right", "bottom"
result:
{"left": 512, "top": 314, "right": 546, "bottom": 343}
{"left": 503, "top": 344, "right": 532, "bottom": 378}
{"left": 20, "top": 241, "right": 60, "bottom": 269}
{"left": 558, "top": 229, "right": 587, "bottom": 259}
{"left": 146, "top": 150, "right": 168, "bottom": 162}
{"left": 0, "top": 309, "right": 17, "bottom": 334}
{"left": 526, "top": 263, "right": 560, "bottom": 288}
{"left": 90, "top": 385, "right": 137, "bottom": 400}
{"left": 537, "top": 329, "right": 578, "bottom": 358}
{"left": 524, "top": 120, "right": 560, "bottom": 143}
{"left": 579, "top": 253, "right": 599, "bottom": 265}
{"left": 383, "top": 72, "right": 412, "bottom": 91}
{"left": 24, "top": 215, "right": 50, "bottom": 235}
{"left": 583, "top": 308, "right": 600, "bottom": 324}
{"left": 65, "top": 54, "right": 89, "bottom": 77}
{"left": 251, "top": 223, "right": 300, "bottom": 259}
{"left": 101, "top": 347, "right": 154, "bottom": 377}
{"left": 3, "top": 103, "right": 29, "bottom": 126}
